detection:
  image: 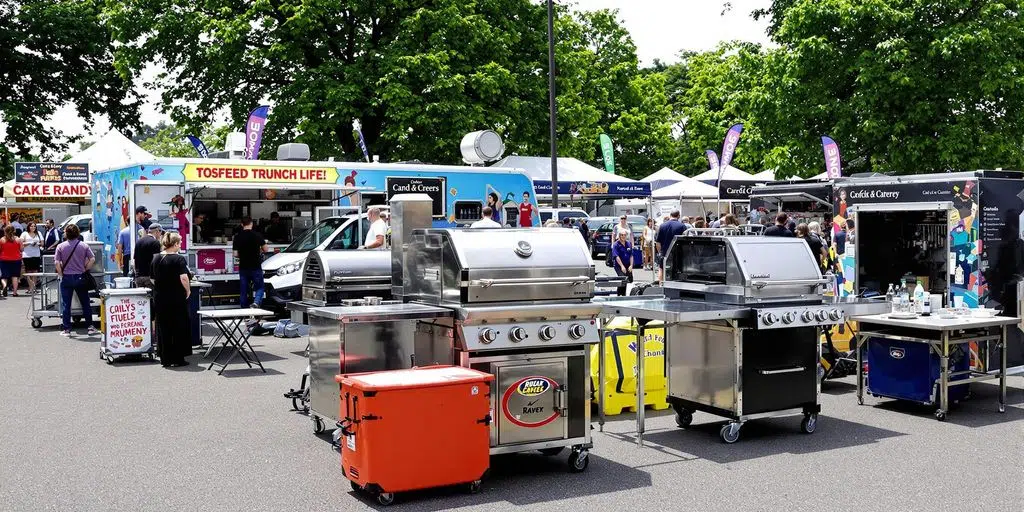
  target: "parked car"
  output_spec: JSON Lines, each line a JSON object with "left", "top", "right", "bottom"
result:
{"left": 539, "top": 208, "right": 589, "bottom": 224}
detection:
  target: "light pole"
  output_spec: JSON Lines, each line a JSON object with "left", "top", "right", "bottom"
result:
{"left": 547, "top": 0, "right": 559, "bottom": 208}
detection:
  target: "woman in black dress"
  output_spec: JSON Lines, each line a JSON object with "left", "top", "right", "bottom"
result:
{"left": 152, "top": 232, "right": 192, "bottom": 367}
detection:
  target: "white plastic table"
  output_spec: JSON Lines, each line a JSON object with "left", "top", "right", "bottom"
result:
{"left": 198, "top": 308, "right": 275, "bottom": 375}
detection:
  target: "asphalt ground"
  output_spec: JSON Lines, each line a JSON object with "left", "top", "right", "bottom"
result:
{"left": 0, "top": 293, "right": 1022, "bottom": 511}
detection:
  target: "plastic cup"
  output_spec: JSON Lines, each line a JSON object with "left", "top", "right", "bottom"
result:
{"left": 952, "top": 295, "right": 964, "bottom": 308}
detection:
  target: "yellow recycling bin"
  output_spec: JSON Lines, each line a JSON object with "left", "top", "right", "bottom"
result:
{"left": 591, "top": 317, "right": 669, "bottom": 416}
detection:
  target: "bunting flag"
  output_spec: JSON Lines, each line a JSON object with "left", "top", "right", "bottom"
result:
{"left": 185, "top": 135, "right": 209, "bottom": 158}
{"left": 717, "top": 123, "right": 744, "bottom": 182}
{"left": 244, "top": 105, "right": 270, "bottom": 160}
{"left": 821, "top": 136, "right": 842, "bottom": 178}
{"left": 705, "top": 150, "right": 719, "bottom": 171}
{"left": 599, "top": 134, "right": 616, "bottom": 174}
{"left": 355, "top": 127, "right": 370, "bottom": 163}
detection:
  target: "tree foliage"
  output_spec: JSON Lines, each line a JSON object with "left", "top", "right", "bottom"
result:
{"left": 0, "top": 0, "right": 138, "bottom": 177}
{"left": 135, "top": 122, "right": 233, "bottom": 158}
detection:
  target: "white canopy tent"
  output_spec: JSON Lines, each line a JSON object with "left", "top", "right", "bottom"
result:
{"left": 751, "top": 169, "right": 776, "bottom": 180}
{"left": 692, "top": 165, "right": 754, "bottom": 183}
{"left": 651, "top": 176, "right": 719, "bottom": 199}
{"left": 641, "top": 167, "right": 690, "bottom": 190}
{"left": 67, "top": 129, "right": 156, "bottom": 173}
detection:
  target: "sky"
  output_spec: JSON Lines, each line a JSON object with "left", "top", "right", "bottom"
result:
{"left": 35, "top": 0, "right": 773, "bottom": 151}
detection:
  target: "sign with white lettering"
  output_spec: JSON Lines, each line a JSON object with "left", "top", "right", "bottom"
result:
{"left": 386, "top": 176, "right": 446, "bottom": 217}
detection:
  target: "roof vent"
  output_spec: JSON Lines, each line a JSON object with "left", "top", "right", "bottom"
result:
{"left": 277, "top": 143, "right": 311, "bottom": 161}
{"left": 460, "top": 130, "right": 505, "bottom": 164}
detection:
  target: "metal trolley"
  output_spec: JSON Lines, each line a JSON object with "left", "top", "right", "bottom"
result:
{"left": 25, "top": 245, "right": 114, "bottom": 328}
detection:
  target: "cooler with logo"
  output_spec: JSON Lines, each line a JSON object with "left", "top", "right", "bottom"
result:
{"left": 867, "top": 337, "right": 970, "bottom": 405}
{"left": 335, "top": 366, "right": 492, "bottom": 505}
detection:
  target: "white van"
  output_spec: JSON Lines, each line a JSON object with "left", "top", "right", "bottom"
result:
{"left": 539, "top": 208, "right": 589, "bottom": 224}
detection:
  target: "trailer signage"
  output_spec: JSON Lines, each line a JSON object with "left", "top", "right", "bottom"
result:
{"left": 182, "top": 163, "right": 338, "bottom": 184}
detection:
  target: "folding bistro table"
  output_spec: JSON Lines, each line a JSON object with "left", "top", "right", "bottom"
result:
{"left": 199, "top": 308, "right": 275, "bottom": 374}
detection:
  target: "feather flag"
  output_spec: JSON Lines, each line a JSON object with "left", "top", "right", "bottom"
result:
{"left": 705, "top": 150, "right": 719, "bottom": 171}
{"left": 244, "top": 105, "right": 270, "bottom": 160}
{"left": 717, "top": 124, "right": 743, "bottom": 182}
{"left": 821, "top": 136, "right": 842, "bottom": 178}
{"left": 185, "top": 135, "right": 209, "bottom": 158}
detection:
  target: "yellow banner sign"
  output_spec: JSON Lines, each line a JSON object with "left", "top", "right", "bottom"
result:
{"left": 182, "top": 163, "right": 339, "bottom": 184}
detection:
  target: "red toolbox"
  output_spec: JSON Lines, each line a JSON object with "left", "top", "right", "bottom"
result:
{"left": 336, "top": 366, "right": 493, "bottom": 506}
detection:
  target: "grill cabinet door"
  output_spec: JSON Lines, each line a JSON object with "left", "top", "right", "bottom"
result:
{"left": 494, "top": 360, "right": 568, "bottom": 446}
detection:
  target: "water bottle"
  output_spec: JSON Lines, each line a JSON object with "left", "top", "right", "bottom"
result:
{"left": 885, "top": 283, "right": 895, "bottom": 304}
{"left": 914, "top": 279, "right": 926, "bottom": 314}
{"left": 899, "top": 284, "right": 910, "bottom": 314}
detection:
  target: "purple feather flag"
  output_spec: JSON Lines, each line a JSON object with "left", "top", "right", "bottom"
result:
{"left": 821, "top": 136, "right": 842, "bottom": 178}
{"left": 718, "top": 124, "right": 743, "bottom": 182}
{"left": 244, "top": 105, "right": 270, "bottom": 160}
{"left": 705, "top": 150, "right": 719, "bottom": 171}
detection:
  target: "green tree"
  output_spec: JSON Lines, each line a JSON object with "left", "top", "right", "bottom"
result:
{"left": 0, "top": 0, "right": 138, "bottom": 176}
{"left": 136, "top": 123, "right": 233, "bottom": 158}
{"left": 761, "top": 0, "right": 1024, "bottom": 175}
{"left": 106, "top": 0, "right": 554, "bottom": 163}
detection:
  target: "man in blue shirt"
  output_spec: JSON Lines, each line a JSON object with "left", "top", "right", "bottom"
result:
{"left": 655, "top": 210, "right": 687, "bottom": 282}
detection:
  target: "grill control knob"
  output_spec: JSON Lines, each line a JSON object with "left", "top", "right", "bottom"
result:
{"left": 568, "top": 324, "right": 586, "bottom": 340}
{"left": 801, "top": 310, "right": 816, "bottom": 323}
{"left": 829, "top": 309, "right": 843, "bottom": 321}
{"left": 509, "top": 327, "right": 528, "bottom": 343}
{"left": 479, "top": 328, "right": 497, "bottom": 344}
{"left": 538, "top": 325, "right": 556, "bottom": 341}
{"left": 814, "top": 310, "right": 828, "bottom": 322}
{"left": 763, "top": 313, "right": 779, "bottom": 326}
{"left": 781, "top": 312, "right": 797, "bottom": 325}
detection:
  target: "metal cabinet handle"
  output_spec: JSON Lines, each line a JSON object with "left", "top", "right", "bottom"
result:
{"left": 750, "top": 279, "right": 829, "bottom": 290}
{"left": 759, "top": 366, "right": 806, "bottom": 375}
{"left": 471, "top": 276, "right": 591, "bottom": 288}
{"left": 554, "top": 386, "right": 567, "bottom": 417}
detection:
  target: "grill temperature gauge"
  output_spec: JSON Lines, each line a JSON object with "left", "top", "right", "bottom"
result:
{"left": 509, "top": 327, "right": 528, "bottom": 343}
{"left": 568, "top": 324, "right": 586, "bottom": 339}
{"left": 539, "top": 325, "right": 556, "bottom": 341}
{"left": 479, "top": 328, "right": 497, "bottom": 344}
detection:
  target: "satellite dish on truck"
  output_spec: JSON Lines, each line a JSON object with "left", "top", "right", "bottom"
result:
{"left": 460, "top": 130, "right": 505, "bottom": 164}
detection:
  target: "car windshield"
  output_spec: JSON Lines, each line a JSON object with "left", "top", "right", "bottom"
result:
{"left": 283, "top": 217, "right": 347, "bottom": 253}
{"left": 557, "top": 211, "right": 587, "bottom": 221}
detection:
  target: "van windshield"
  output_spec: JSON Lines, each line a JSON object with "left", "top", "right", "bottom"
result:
{"left": 283, "top": 217, "right": 346, "bottom": 253}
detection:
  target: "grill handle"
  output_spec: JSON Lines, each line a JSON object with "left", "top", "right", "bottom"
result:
{"left": 749, "top": 278, "right": 829, "bottom": 290}
{"left": 759, "top": 366, "right": 806, "bottom": 375}
{"left": 471, "top": 276, "right": 592, "bottom": 288}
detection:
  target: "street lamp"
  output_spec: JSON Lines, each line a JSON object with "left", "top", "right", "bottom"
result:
{"left": 547, "top": 0, "right": 559, "bottom": 207}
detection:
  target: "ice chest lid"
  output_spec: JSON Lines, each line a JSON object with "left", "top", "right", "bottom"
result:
{"left": 335, "top": 366, "right": 494, "bottom": 391}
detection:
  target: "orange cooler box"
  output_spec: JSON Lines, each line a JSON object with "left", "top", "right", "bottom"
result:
{"left": 336, "top": 366, "right": 493, "bottom": 503}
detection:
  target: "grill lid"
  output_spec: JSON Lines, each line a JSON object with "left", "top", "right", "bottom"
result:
{"left": 303, "top": 249, "right": 392, "bottom": 290}
{"left": 405, "top": 228, "right": 596, "bottom": 304}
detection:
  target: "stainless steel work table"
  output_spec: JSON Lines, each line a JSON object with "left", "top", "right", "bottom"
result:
{"left": 307, "top": 303, "right": 453, "bottom": 323}
{"left": 851, "top": 313, "right": 1020, "bottom": 420}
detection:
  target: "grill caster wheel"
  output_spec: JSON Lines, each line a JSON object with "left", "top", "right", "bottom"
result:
{"left": 934, "top": 410, "right": 947, "bottom": 421}
{"left": 105, "top": 354, "right": 115, "bottom": 365}
{"left": 31, "top": 318, "right": 42, "bottom": 328}
{"left": 312, "top": 416, "right": 326, "bottom": 434}
{"left": 539, "top": 447, "right": 564, "bottom": 457}
{"left": 467, "top": 480, "right": 482, "bottom": 494}
{"left": 568, "top": 448, "right": 589, "bottom": 473}
{"left": 376, "top": 492, "right": 395, "bottom": 506}
{"left": 674, "top": 409, "right": 693, "bottom": 428}
{"left": 350, "top": 481, "right": 361, "bottom": 493}
{"left": 720, "top": 423, "right": 741, "bottom": 444}
{"left": 800, "top": 413, "right": 817, "bottom": 434}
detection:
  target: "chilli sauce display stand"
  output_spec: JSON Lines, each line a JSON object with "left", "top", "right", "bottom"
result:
{"left": 832, "top": 171, "right": 1024, "bottom": 374}
{"left": 99, "top": 288, "right": 153, "bottom": 363}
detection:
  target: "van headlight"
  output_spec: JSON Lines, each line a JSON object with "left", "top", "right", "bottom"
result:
{"left": 276, "top": 262, "right": 303, "bottom": 276}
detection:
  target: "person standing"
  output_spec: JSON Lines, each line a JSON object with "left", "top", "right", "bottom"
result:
{"left": 43, "top": 219, "right": 61, "bottom": 253}
{"left": 54, "top": 224, "right": 98, "bottom": 336}
{"left": 116, "top": 222, "right": 135, "bottom": 276}
{"left": 233, "top": 217, "right": 267, "bottom": 308}
{"left": 151, "top": 232, "right": 192, "bottom": 367}
{"left": 134, "top": 206, "right": 153, "bottom": 230}
{"left": 642, "top": 218, "right": 656, "bottom": 270}
{"left": 845, "top": 218, "right": 856, "bottom": 245}
{"left": 796, "top": 223, "right": 827, "bottom": 271}
{"left": 764, "top": 213, "right": 796, "bottom": 237}
{"left": 611, "top": 230, "right": 634, "bottom": 296}
{"left": 578, "top": 218, "right": 590, "bottom": 247}
{"left": 134, "top": 224, "right": 163, "bottom": 288}
{"left": 20, "top": 222, "right": 42, "bottom": 294}
{"left": 614, "top": 215, "right": 630, "bottom": 238}
{"left": 362, "top": 207, "right": 388, "bottom": 250}
{"left": 10, "top": 214, "right": 24, "bottom": 235}
{"left": 655, "top": 210, "right": 687, "bottom": 282}
{"left": 470, "top": 207, "right": 502, "bottom": 228}
{"left": 0, "top": 226, "right": 24, "bottom": 297}
{"left": 518, "top": 192, "right": 536, "bottom": 227}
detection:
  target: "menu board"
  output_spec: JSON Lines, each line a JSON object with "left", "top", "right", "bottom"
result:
{"left": 386, "top": 176, "right": 446, "bottom": 218}
{"left": 15, "top": 162, "right": 89, "bottom": 183}
{"left": 104, "top": 295, "right": 152, "bottom": 354}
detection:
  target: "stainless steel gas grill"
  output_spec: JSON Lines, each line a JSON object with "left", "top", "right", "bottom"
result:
{"left": 301, "top": 250, "right": 392, "bottom": 307}
{"left": 601, "top": 234, "right": 888, "bottom": 444}
{"left": 303, "top": 194, "right": 601, "bottom": 472}
{"left": 400, "top": 227, "right": 600, "bottom": 471}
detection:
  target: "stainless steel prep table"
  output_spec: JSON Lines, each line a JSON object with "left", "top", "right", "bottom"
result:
{"left": 852, "top": 313, "right": 1020, "bottom": 420}
{"left": 600, "top": 296, "right": 890, "bottom": 445}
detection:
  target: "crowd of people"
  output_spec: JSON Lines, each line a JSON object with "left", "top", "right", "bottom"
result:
{"left": 0, "top": 215, "right": 62, "bottom": 297}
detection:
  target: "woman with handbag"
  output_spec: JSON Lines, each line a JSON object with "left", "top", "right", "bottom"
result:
{"left": 54, "top": 224, "right": 98, "bottom": 337}
{"left": 611, "top": 230, "right": 634, "bottom": 296}
{"left": 0, "top": 225, "right": 23, "bottom": 297}
{"left": 151, "top": 232, "right": 192, "bottom": 367}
